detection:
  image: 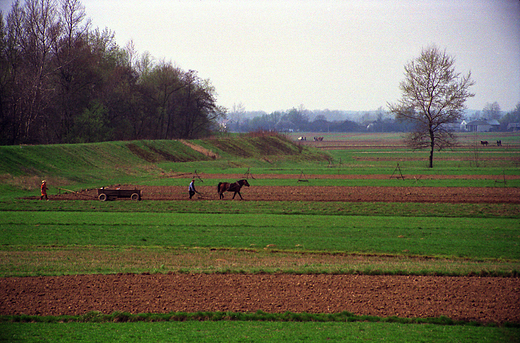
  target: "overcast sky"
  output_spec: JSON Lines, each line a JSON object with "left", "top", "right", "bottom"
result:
{"left": 2, "top": 0, "right": 519, "bottom": 113}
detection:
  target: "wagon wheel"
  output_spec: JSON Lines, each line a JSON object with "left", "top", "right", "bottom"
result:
{"left": 131, "top": 193, "right": 140, "bottom": 201}
{"left": 98, "top": 193, "right": 107, "bottom": 201}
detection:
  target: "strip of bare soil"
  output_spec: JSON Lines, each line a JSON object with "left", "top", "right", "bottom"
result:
{"left": 1, "top": 274, "right": 518, "bottom": 324}
{"left": 51, "top": 184, "right": 520, "bottom": 203}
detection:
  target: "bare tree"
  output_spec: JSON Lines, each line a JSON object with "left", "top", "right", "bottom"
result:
{"left": 389, "top": 46, "right": 475, "bottom": 168}
{"left": 482, "top": 101, "right": 501, "bottom": 120}
{"left": 229, "top": 102, "right": 245, "bottom": 130}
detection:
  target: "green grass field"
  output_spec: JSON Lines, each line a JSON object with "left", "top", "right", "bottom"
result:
{"left": 1, "top": 132, "right": 519, "bottom": 341}
{"left": 3, "top": 321, "right": 520, "bottom": 343}
{"left": 1, "top": 211, "right": 518, "bottom": 260}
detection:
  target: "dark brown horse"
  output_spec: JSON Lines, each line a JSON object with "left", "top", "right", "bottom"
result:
{"left": 217, "top": 179, "right": 250, "bottom": 199}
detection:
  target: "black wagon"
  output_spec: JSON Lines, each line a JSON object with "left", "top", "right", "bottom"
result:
{"left": 97, "top": 187, "right": 142, "bottom": 201}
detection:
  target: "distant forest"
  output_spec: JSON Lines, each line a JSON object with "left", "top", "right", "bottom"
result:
{"left": 0, "top": 0, "right": 225, "bottom": 145}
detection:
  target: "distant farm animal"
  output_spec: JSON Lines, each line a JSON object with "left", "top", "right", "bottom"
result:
{"left": 298, "top": 136, "right": 307, "bottom": 141}
{"left": 313, "top": 137, "right": 324, "bottom": 141}
{"left": 497, "top": 140, "right": 502, "bottom": 146}
{"left": 217, "top": 179, "right": 250, "bottom": 200}
{"left": 480, "top": 141, "right": 488, "bottom": 146}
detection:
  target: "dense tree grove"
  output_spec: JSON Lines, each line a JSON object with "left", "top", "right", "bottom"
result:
{"left": 0, "top": 0, "right": 225, "bottom": 145}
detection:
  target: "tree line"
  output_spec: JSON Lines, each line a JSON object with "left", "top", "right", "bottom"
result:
{"left": 0, "top": 0, "right": 225, "bottom": 145}
{"left": 226, "top": 106, "right": 415, "bottom": 133}
{"left": 227, "top": 103, "right": 520, "bottom": 135}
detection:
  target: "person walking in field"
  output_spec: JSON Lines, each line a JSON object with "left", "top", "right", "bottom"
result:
{"left": 188, "top": 179, "right": 198, "bottom": 199}
{"left": 40, "top": 180, "right": 48, "bottom": 200}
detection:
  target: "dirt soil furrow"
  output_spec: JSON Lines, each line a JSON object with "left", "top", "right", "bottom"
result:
{"left": 1, "top": 274, "right": 519, "bottom": 324}
{"left": 52, "top": 185, "right": 520, "bottom": 203}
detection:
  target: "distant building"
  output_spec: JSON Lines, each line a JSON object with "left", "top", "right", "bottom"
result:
{"left": 443, "top": 120, "right": 467, "bottom": 132}
{"left": 507, "top": 123, "right": 520, "bottom": 131}
{"left": 465, "top": 119, "right": 500, "bottom": 132}
{"left": 487, "top": 119, "right": 500, "bottom": 127}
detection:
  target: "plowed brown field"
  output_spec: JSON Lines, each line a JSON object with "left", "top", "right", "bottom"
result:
{"left": 1, "top": 274, "right": 519, "bottom": 324}
{"left": 51, "top": 173, "right": 520, "bottom": 203}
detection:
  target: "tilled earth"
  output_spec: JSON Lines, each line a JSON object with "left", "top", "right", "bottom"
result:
{"left": 1, "top": 274, "right": 519, "bottom": 324}
{"left": 9, "top": 173, "right": 520, "bottom": 324}
{"left": 52, "top": 173, "right": 520, "bottom": 203}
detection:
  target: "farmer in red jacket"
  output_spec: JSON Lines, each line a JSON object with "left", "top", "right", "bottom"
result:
{"left": 40, "top": 180, "right": 48, "bottom": 200}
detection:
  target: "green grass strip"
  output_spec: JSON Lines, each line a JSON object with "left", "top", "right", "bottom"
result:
{"left": 1, "top": 200, "right": 519, "bottom": 219}
{"left": 1, "top": 211, "right": 518, "bottom": 260}
{"left": 3, "top": 320, "right": 519, "bottom": 343}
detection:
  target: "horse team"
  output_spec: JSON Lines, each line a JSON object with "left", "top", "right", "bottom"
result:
{"left": 480, "top": 140, "right": 502, "bottom": 146}
{"left": 298, "top": 136, "right": 324, "bottom": 141}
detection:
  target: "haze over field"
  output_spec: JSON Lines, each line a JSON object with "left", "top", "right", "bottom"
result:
{"left": 1, "top": 0, "right": 519, "bottom": 113}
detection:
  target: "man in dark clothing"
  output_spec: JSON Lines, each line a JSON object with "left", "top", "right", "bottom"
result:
{"left": 188, "top": 179, "right": 197, "bottom": 199}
